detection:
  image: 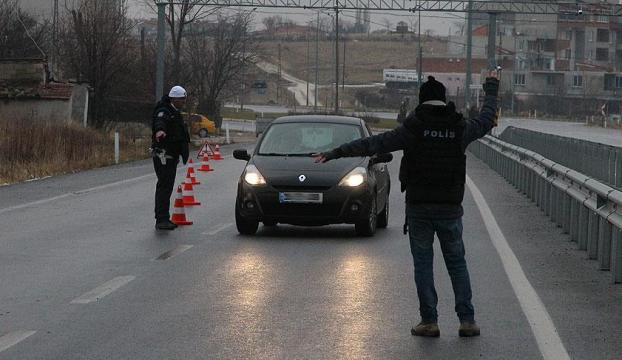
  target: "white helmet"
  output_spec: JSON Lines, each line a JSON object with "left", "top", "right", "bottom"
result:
{"left": 168, "top": 85, "right": 187, "bottom": 98}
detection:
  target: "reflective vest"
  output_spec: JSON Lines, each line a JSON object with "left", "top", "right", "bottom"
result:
{"left": 401, "top": 106, "right": 466, "bottom": 205}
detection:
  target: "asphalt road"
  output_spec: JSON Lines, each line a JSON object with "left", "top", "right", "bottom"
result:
{"left": 1, "top": 142, "right": 622, "bottom": 359}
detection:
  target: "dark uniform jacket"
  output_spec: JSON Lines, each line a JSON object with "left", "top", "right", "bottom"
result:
{"left": 152, "top": 95, "right": 191, "bottom": 164}
{"left": 328, "top": 94, "right": 498, "bottom": 219}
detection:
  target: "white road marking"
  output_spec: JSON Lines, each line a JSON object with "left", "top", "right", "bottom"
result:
{"left": 154, "top": 245, "right": 193, "bottom": 260}
{"left": 0, "top": 330, "right": 37, "bottom": 353}
{"left": 466, "top": 176, "right": 570, "bottom": 360}
{"left": 72, "top": 174, "right": 153, "bottom": 195}
{"left": 70, "top": 276, "right": 135, "bottom": 304}
{"left": 0, "top": 194, "right": 73, "bottom": 215}
{"left": 202, "top": 223, "right": 233, "bottom": 236}
{"left": 0, "top": 173, "right": 155, "bottom": 215}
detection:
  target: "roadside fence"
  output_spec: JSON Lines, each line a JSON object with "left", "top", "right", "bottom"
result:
{"left": 469, "top": 135, "right": 622, "bottom": 284}
{"left": 499, "top": 127, "right": 622, "bottom": 189}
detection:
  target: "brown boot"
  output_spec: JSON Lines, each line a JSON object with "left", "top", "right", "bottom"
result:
{"left": 411, "top": 322, "right": 440, "bottom": 337}
{"left": 459, "top": 321, "right": 480, "bottom": 337}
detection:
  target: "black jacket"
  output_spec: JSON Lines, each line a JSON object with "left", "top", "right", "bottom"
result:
{"left": 152, "top": 96, "right": 191, "bottom": 164}
{"left": 328, "top": 87, "right": 498, "bottom": 219}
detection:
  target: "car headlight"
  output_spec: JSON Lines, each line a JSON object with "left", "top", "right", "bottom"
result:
{"left": 244, "top": 165, "right": 267, "bottom": 185}
{"left": 339, "top": 167, "right": 367, "bottom": 187}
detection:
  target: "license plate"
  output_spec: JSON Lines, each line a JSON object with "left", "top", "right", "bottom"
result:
{"left": 278, "top": 192, "right": 323, "bottom": 204}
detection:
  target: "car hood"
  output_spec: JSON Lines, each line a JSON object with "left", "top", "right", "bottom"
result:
{"left": 252, "top": 155, "right": 366, "bottom": 188}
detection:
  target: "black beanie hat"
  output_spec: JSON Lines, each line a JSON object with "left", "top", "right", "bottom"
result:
{"left": 419, "top": 76, "right": 447, "bottom": 104}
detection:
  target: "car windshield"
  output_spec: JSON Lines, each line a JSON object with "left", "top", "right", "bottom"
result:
{"left": 258, "top": 122, "right": 363, "bottom": 156}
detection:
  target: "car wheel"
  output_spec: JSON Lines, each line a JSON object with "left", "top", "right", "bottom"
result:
{"left": 355, "top": 197, "right": 377, "bottom": 237}
{"left": 377, "top": 196, "right": 389, "bottom": 229}
{"left": 199, "top": 128, "right": 208, "bottom": 138}
{"left": 263, "top": 220, "right": 277, "bottom": 227}
{"left": 235, "top": 203, "right": 258, "bottom": 235}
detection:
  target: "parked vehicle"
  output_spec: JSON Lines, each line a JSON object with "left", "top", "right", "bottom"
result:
{"left": 183, "top": 113, "right": 217, "bottom": 138}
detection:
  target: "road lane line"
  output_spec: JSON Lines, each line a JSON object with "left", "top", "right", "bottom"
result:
{"left": 202, "top": 223, "right": 234, "bottom": 236}
{"left": 0, "top": 173, "right": 155, "bottom": 215}
{"left": 70, "top": 276, "right": 135, "bottom": 304}
{"left": 154, "top": 245, "right": 193, "bottom": 260}
{"left": 72, "top": 174, "right": 153, "bottom": 195}
{"left": 0, "top": 194, "right": 74, "bottom": 215}
{"left": 0, "top": 330, "right": 36, "bottom": 353}
{"left": 466, "top": 176, "right": 570, "bottom": 360}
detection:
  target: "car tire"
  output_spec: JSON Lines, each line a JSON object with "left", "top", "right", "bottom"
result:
{"left": 355, "top": 197, "right": 377, "bottom": 237}
{"left": 377, "top": 197, "right": 389, "bottom": 229}
{"left": 199, "top": 128, "right": 208, "bottom": 138}
{"left": 235, "top": 204, "right": 258, "bottom": 235}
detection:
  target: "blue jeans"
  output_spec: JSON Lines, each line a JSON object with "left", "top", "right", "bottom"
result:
{"left": 407, "top": 206, "right": 475, "bottom": 323}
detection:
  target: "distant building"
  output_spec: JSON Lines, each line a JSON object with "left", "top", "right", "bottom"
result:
{"left": 0, "top": 58, "right": 89, "bottom": 124}
{"left": 395, "top": 22, "right": 409, "bottom": 34}
{"left": 449, "top": 8, "right": 622, "bottom": 116}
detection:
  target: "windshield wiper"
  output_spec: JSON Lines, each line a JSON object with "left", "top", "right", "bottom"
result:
{"left": 258, "top": 152, "right": 287, "bottom": 156}
{"left": 286, "top": 153, "right": 316, "bottom": 157}
{"left": 258, "top": 152, "right": 315, "bottom": 157}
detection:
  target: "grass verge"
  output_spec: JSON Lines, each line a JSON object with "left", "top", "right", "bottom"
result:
{"left": 0, "top": 118, "right": 151, "bottom": 184}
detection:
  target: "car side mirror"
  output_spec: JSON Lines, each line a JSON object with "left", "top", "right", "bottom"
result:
{"left": 233, "top": 149, "right": 251, "bottom": 161}
{"left": 371, "top": 153, "right": 393, "bottom": 164}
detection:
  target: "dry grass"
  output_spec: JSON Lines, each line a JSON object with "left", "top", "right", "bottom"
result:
{"left": 0, "top": 118, "right": 151, "bottom": 184}
{"left": 258, "top": 36, "right": 445, "bottom": 85}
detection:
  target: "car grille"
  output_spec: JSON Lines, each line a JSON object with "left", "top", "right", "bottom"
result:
{"left": 260, "top": 202, "right": 341, "bottom": 217}
{"left": 271, "top": 185, "right": 331, "bottom": 191}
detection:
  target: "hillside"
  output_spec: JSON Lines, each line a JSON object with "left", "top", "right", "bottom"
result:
{"left": 257, "top": 35, "right": 449, "bottom": 86}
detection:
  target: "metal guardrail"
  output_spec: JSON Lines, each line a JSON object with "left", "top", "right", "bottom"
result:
{"left": 499, "top": 127, "right": 622, "bottom": 189}
{"left": 470, "top": 135, "right": 622, "bottom": 284}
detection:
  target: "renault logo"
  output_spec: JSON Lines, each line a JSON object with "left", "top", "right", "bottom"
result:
{"left": 298, "top": 174, "right": 306, "bottom": 182}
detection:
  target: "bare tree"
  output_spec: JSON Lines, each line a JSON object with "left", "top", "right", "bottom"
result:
{"left": 145, "top": 0, "right": 219, "bottom": 81}
{"left": 383, "top": 18, "right": 393, "bottom": 32}
{"left": 59, "top": 0, "right": 135, "bottom": 127}
{"left": 184, "top": 12, "right": 255, "bottom": 128}
{"left": 262, "top": 16, "right": 276, "bottom": 36}
{"left": 0, "top": 0, "right": 48, "bottom": 60}
{"left": 314, "top": 15, "right": 333, "bottom": 36}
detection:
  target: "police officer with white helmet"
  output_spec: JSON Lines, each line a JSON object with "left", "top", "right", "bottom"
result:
{"left": 151, "top": 86, "right": 191, "bottom": 230}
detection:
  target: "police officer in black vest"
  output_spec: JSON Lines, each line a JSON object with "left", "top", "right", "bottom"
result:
{"left": 151, "top": 86, "right": 191, "bottom": 230}
{"left": 315, "top": 71, "right": 500, "bottom": 338}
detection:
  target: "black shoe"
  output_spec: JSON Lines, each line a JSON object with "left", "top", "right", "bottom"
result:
{"left": 459, "top": 321, "right": 480, "bottom": 337}
{"left": 156, "top": 220, "right": 177, "bottom": 230}
{"left": 411, "top": 322, "right": 440, "bottom": 337}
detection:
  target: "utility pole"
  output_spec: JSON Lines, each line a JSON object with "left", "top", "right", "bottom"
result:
{"left": 241, "top": 38, "right": 246, "bottom": 111}
{"left": 51, "top": 0, "right": 58, "bottom": 79}
{"left": 335, "top": 8, "right": 340, "bottom": 113}
{"left": 155, "top": 1, "right": 166, "bottom": 101}
{"left": 306, "top": 32, "right": 310, "bottom": 107}
{"left": 464, "top": 0, "right": 473, "bottom": 110}
{"left": 277, "top": 43, "right": 281, "bottom": 103}
{"left": 417, "top": 6, "right": 422, "bottom": 87}
{"left": 342, "top": 37, "right": 346, "bottom": 91}
{"left": 315, "top": 12, "right": 320, "bottom": 111}
{"left": 487, "top": 13, "right": 498, "bottom": 69}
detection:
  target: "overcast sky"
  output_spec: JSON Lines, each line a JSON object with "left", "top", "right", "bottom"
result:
{"left": 20, "top": 0, "right": 465, "bottom": 35}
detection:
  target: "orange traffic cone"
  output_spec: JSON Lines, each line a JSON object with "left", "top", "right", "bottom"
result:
{"left": 171, "top": 185, "right": 193, "bottom": 225}
{"left": 182, "top": 181, "right": 201, "bottom": 206}
{"left": 213, "top": 144, "right": 223, "bottom": 160}
{"left": 186, "top": 159, "right": 200, "bottom": 185}
{"left": 197, "top": 155, "right": 214, "bottom": 172}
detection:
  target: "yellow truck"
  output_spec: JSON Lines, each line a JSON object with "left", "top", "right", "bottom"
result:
{"left": 183, "top": 113, "right": 217, "bottom": 138}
